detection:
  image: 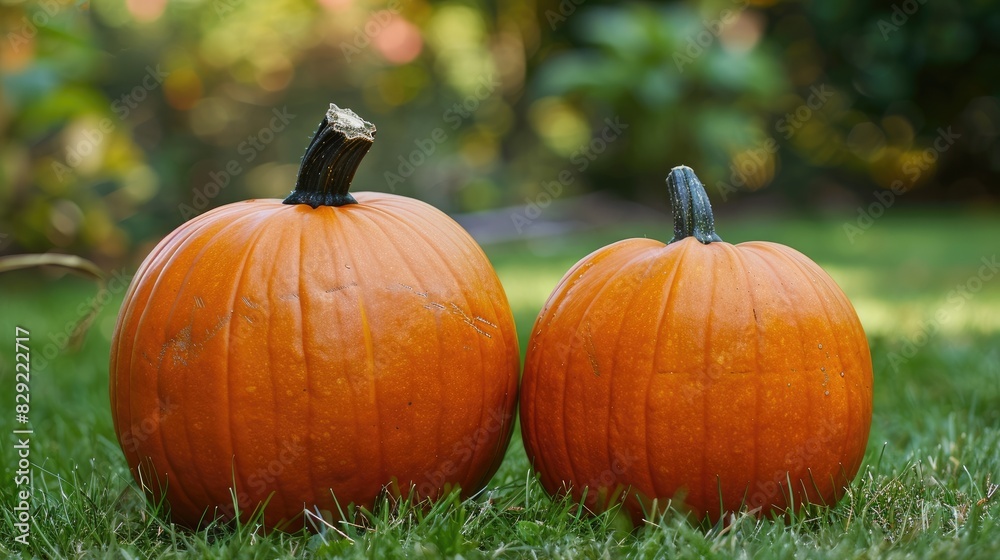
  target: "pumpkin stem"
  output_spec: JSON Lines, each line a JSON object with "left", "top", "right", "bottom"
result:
{"left": 284, "top": 103, "right": 376, "bottom": 208}
{"left": 667, "top": 165, "right": 723, "bottom": 244}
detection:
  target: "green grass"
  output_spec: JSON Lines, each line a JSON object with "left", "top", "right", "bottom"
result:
{"left": 1, "top": 209, "right": 999, "bottom": 558}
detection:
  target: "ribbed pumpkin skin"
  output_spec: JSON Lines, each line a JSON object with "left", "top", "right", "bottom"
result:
{"left": 520, "top": 236, "right": 872, "bottom": 523}
{"left": 110, "top": 192, "right": 519, "bottom": 529}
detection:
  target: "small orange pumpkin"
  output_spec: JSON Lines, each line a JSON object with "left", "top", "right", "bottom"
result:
{"left": 110, "top": 105, "right": 519, "bottom": 530}
{"left": 519, "top": 166, "right": 873, "bottom": 524}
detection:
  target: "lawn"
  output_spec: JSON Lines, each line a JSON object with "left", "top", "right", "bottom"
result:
{"left": 1, "top": 208, "right": 999, "bottom": 558}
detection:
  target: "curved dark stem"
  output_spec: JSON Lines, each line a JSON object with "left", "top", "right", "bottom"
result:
{"left": 283, "top": 104, "right": 376, "bottom": 208}
{"left": 667, "top": 165, "right": 723, "bottom": 244}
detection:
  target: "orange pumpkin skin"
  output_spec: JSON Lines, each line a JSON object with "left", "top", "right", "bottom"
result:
{"left": 519, "top": 168, "right": 872, "bottom": 524}
{"left": 110, "top": 107, "right": 519, "bottom": 530}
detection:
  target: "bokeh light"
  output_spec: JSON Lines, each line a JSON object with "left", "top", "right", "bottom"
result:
{"left": 372, "top": 13, "right": 423, "bottom": 64}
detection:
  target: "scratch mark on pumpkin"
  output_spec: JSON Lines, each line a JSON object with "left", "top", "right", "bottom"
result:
{"left": 157, "top": 313, "right": 233, "bottom": 368}
{"left": 461, "top": 320, "right": 492, "bottom": 338}
{"left": 396, "top": 283, "right": 429, "bottom": 298}
{"left": 158, "top": 326, "right": 192, "bottom": 368}
{"left": 206, "top": 313, "right": 232, "bottom": 342}
{"left": 238, "top": 295, "right": 265, "bottom": 328}
{"left": 422, "top": 299, "right": 493, "bottom": 338}
{"left": 474, "top": 316, "right": 497, "bottom": 328}
{"left": 448, "top": 303, "right": 492, "bottom": 338}
{"left": 194, "top": 296, "right": 205, "bottom": 309}
{"left": 325, "top": 281, "right": 358, "bottom": 294}
{"left": 449, "top": 302, "right": 469, "bottom": 319}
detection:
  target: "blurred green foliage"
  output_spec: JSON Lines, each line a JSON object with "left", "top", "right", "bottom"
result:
{"left": 536, "top": 0, "right": 1000, "bottom": 204}
{"left": 1, "top": 0, "right": 998, "bottom": 263}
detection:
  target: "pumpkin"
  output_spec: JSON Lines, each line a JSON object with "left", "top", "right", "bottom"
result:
{"left": 519, "top": 166, "right": 872, "bottom": 524}
{"left": 110, "top": 104, "right": 519, "bottom": 530}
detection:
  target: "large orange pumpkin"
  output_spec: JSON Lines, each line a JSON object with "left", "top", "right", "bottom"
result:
{"left": 110, "top": 105, "right": 519, "bottom": 530}
{"left": 520, "top": 166, "right": 872, "bottom": 524}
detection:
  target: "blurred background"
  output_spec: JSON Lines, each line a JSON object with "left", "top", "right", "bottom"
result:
{"left": 3, "top": 0, "right": 1000, "bottom": 259}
